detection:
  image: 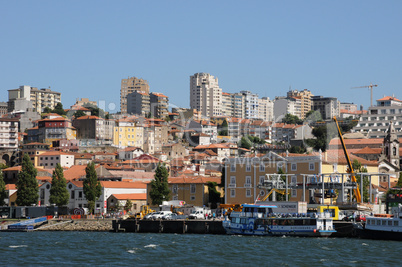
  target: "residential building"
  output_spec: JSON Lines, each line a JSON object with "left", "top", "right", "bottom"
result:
{"left": 273, "top": 97, "right": 299, "bottom": 122}
{"left": 287, "top": 89, "right": 313, "bottom": 119}
{"left": 352, "top": 96, "right": 402, "bottom": 138}
{"left": 153, "top": 176, "right": 221, "bottom": 207}
{"left": 38, "top": 151, "right": 75, "bottom": 168}
{"left": 107, "top": 193, "right": 147, "bottom": 213}
{"left": 121, "top": 77, "right": 150, "bottom": 114}
{"left": 188, "top": 120, "right": 218, "bottom": 143}
{"left": 150, "top": 92, "right": 169, "bottom": 119}
{"left": 32, "top": 117, "right": 76, "bottom": 145}
{"left": 118, "top": 147, "right": 144, "bottom": 161}
{"left": 21, "top": 142, "right": 50, "bottom": 166}
{"left": 0, "top": 102, "right": 8, "bottom": 116}
{"left": 221, "top": 92, "right": 233, "bottom": 117}
{"left": 0, "top": 118, "right": 19, "bottom": 149}
{"left": 162, "top": 143, "right": 188, "bottom": 159}
{"left": 258, "top": 97, "right": 274, "bottom": 121}
{"left": 75, "top": 98, "right": 97, "bottom": 107}
{"left": 271, "top": 123, "right": 313, "bottom": 144}
{"left": 223, "top": 152, "right": 322, "bottom": 204}
{"left": 73, "top": 115, "right": 115, "bottom": 145}
{"left": 190, "top": 73, "right": 222, "bottom": 117}
{"left": 241, "top": 91, "right": 259, "bottom": 119}
{"left": 171, "top": 108, "right": 202, "bottom": 120}
{"left": 113, "top": 118, "right": 144, "bottom": 148}
{"left": 312, "top": 96, "right": 340, "bottom": 120}
{"left": 127, "top": 91, "right": 150, "bottom": 116}
{"left": 143, "top": 119, "right": 168, "bottom": 153}
{"left": 8, "top": 86, "right": 61, "bottom": 113}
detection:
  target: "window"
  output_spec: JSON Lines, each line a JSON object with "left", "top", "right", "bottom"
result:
{"left": 333, "top": 164, "right": 338, "bottom": 172}
{"left": 291, "top": 163, "right": 297, "bottom": 171}
{"left": 230, "top": 189, "right": 236, "bottom": 198}
{"left": 172, "top": 184, "right": 178, "bottom": 194}
{"left": 78, "top": 191, "right": 83, "bottom": 198}
{"left": 190, "top": 196, "right": 196, "bottom": 201}
{"left": 230, "top": 176, "right": 236, "bottom": 185}
{"left": 259, "top": 176, "right": 265, "bottom": 185}
{"left": 309, "top": 163, "right": 315, "bottom": 171}
{"left": 245, "top": 176, "right": 251, "bottom": 185}
{"left": 246, "top": 164, "right": 251, "bottom": 172}
{"left": 291, "top": 189, "right": 297, "bottom": 198}
{"left": 259, "top": 164, "right": 265, "bottom": 172}
{"left": 190, "top": 184, "right": 196, "bottom": 194}
{"left": 230, "top": 164, "right": 236, "bottom": 172}
{"left": 246, "top": 189, "right": 251, "bottom": 198}
{"left": 71, "top": 190, "right": 75, "bottom": 199}
{"left": 291, "top": 175, "right": 297, "bottom": 185}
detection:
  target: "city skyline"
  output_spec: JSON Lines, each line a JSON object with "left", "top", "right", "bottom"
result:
{"left": 1, "top": 1, "right": 402, "bottom": 111}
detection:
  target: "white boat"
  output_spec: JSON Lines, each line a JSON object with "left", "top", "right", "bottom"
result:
{"left": 354, "top": 205, "right": 402, "bottom": 241}
{"left": 222, "top": 204, "right": 336, "bottom": 237}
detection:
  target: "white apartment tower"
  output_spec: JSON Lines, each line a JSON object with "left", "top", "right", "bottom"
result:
{"left": 258, "top": 97, "right": 274, "bottom": 121}
{"left": 190, "top": 73, "right": 222, "bottom": 117}
{"left": 241, "top": 90, "right": 259, "bottom": 119}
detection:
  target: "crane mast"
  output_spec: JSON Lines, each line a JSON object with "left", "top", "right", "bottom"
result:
{"left": 333, "top": 117, "right": 362, "bottom": 202}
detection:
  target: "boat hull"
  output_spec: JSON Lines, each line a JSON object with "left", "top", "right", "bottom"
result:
{"left": 355, "top": 228, "right": 402, "bottom": 241}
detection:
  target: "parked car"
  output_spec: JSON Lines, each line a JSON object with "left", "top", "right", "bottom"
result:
{"left": 152, "top": 211, "right": 172, "bottom": 220}
{"left": 143, "top": 212, "right": 158, "bottom": 220}
{"left": 189, "top": 209, "right": 211, "bottom": 219}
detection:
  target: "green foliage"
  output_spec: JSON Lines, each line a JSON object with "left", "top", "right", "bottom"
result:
{"left": 73, "top": 110, "right": 86, "bottom": 118}
{"left": 218, "top": 120, "right": 228, "bottom": 136}
{"left": 16, "top": 154, "right": 39, "bottom": 206}
{"left": 207, "top": 182, "right": 221, "bottom": 209}
{"left": 124, "top": 199, "right": 133, "bottom": 212}
{"left": 0, "top": 171, "right": 7, "bottom": 206}
{"left": 53, "top": 103, "right": 67, "bottom": 116}
{"left": 305, "top": 110, "right": 323, "bottom": 123}
{"left": 340, "top": 118, "right": 358, "bottom": 133}
{"left": 289, "top": 145, "right": 306, "bottom": 154}
{"left": 353, "top": 160, "right": 370, "bottom": 202}
{"left": 150, "top": 163, "right": 170, "bottom": 206}
{"left": 305, "top": 124, "right": 338, "bottom": 152}
{"left": 0, "top": 163, "right": 8, "bottom": 170}
{"left": 396, "top": 172, "right": 402, "bottom": 188}
{"left": 49, "top": 164, "right": 70, "bottom": 207}
{"left": 282, "top": 113, "right": 303, "bottom": 125}
{"left": 83, "top": 162, "right": 102, "bottom": 214}
{"left": 43, "top": 107, "right": 53, "bottom": 114}
{"left": 105, "top": 113, "right": 110, "bottom": 120}
{"left": 239, "top": 135, "right": 265, "bottom": 149}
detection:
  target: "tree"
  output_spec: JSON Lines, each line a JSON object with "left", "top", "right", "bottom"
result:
{"left": 282, "top": 113, "right": 303, "bottom": 125}
{"left": 396, "top": 172, "right": 402, "bottom": 188}
{"left": 83, "top": 162, "right": 102, "bottom": 214}
{"left": 207, "top": 182, "right": 221, "bottom": 209}
{"left": 49, "top": 163, "right": 69, "bottom": 207}
{"left": 73, "top": 110, "right": 86, "bottom": 118}
{"left": 239, "top": 136, "right": 252, "bottom": 149}
{"left": 43, "top": 107, "right": 53, "bottom": 114}
{"left": 124, "top": 199, "right": 133, "bottom": 213}
{"left": 53, "top": 103, "right": 67, "bottom": 116}
{"left": 218, "top": 120, "right": 228, "bottom": 136}
{"left": 16, "top": 154, "right": 39, "bottom": 206}
{"left": 150, "top": 163, "right": 170, "bottom": 206}
{"left": 289, "top": 145, "right": 306, "bottom": 154}
{"left": 305, "top": 110, "right": 323, "bottom": 123}
{"left": 0, "top": 170, "right": 7, "bottom": 206}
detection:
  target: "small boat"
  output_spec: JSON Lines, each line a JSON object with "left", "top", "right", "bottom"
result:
{"left": 222, "top": 204, "right": 336, "bottom": 237}
{"left": 354, "top": 206, "right": 402, "bottom": 241}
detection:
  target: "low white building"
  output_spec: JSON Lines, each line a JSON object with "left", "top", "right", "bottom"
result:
{"left": 38, "top": 151, "right": 75, "bottom": 168}
{"left": 38, "top": 180, "right": 147, "bottom": 214}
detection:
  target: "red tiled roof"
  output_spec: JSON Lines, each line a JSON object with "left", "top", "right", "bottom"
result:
{"left": 100, "top": 181, "right": 147, "bottom": 189}
{"left": 75, "top": 115, "right": 102, "bottom": 120}
{"left": 111, "top": 193, "right": 147, "bottom": 200}
{"left": 377, "top": 96, "right": 402, "bottom": 102}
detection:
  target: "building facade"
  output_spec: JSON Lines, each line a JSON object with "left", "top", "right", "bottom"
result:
{"left": 127, "top": 91, "right": 150, "bottom": 116}
{"left": 150, "top": 92, "right": 169, "bottom": 119}
{"left": 287, "top": 89, "right": 313, "bottom": 120}
{"left": 312, "top": 96, "right": 340, "bottom": 120}
{"left": 121, "top": 77, "right": 150, "bottom": 114}
{"left": 190, "top": 73, "right": 222, "bottom": 117}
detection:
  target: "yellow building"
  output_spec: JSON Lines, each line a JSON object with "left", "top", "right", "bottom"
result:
{"left": 146, "top": 176, "right": 222, "bottom": 208}
{"left": 113, "top": 119, "right": 144, "bottom": 148}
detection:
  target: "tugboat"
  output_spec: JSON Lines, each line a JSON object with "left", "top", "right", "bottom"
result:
{"left": 222, "top": 204, "right": 336, "bottom": 237}
{"left": 354, "top": 205, "right": 402, "bottom": 241}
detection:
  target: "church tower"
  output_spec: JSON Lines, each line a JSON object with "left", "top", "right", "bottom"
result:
{"left": 382, "top": 121, "right": 400, "bottom": 169}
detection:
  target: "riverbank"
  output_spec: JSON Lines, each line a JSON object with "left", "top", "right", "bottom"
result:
{"left": 36, "top": 219, "right": 113, "bottom": 231}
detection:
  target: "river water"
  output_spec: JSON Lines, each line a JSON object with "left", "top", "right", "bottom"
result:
{"left": 0, "top": 232, "right": 400, "bottom": 266}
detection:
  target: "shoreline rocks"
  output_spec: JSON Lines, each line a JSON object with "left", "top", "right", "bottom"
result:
{"left": 36, "top": 219, "right": 113, "bottom": 231}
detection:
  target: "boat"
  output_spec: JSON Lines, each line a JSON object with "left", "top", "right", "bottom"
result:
{"left": 354, "top": 205, "right": 402, "bottom": 241}
{"left": 222, "top": 204, "right": 336, "bottom": 237}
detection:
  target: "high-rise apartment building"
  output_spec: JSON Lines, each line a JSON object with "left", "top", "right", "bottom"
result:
{"left": 221, "top": 92, "right": 233, "bottom": 117}
{"left": 190, "top": 73, "right": 222, "bottom": 117}
{"left": 127, "top": 91, "right": 151, "bottom": 116}
{"left": 287, "top": 89, "right": 313, "bottom": 120}
{"left": 258, "top": 97, "right": 274, "bottom": 121}
{"left": 150, "top": 92, "right": 169, "bottom": 119}
{"left": 312, "top": 96, "right": 340, "bottom": 120}
{"left": 241, "top": 91, "right": 259, "bottom": 119}
{"left": 121, "top": 77, "right": 150, "bottom": 114}
{"left": 8, "top": 85, "right": 61, "bottom": 113}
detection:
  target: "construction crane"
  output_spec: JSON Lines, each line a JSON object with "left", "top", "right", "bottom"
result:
{"left": 351, "top": 83, "right": 378, "bottom": 107}
{"left": 333, "top": 116, "right": 362, "bottom": 203}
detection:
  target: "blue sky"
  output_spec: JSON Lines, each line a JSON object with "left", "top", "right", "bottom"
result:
{"left": 1, "top": 1, "right": 401, "bottom": 112}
